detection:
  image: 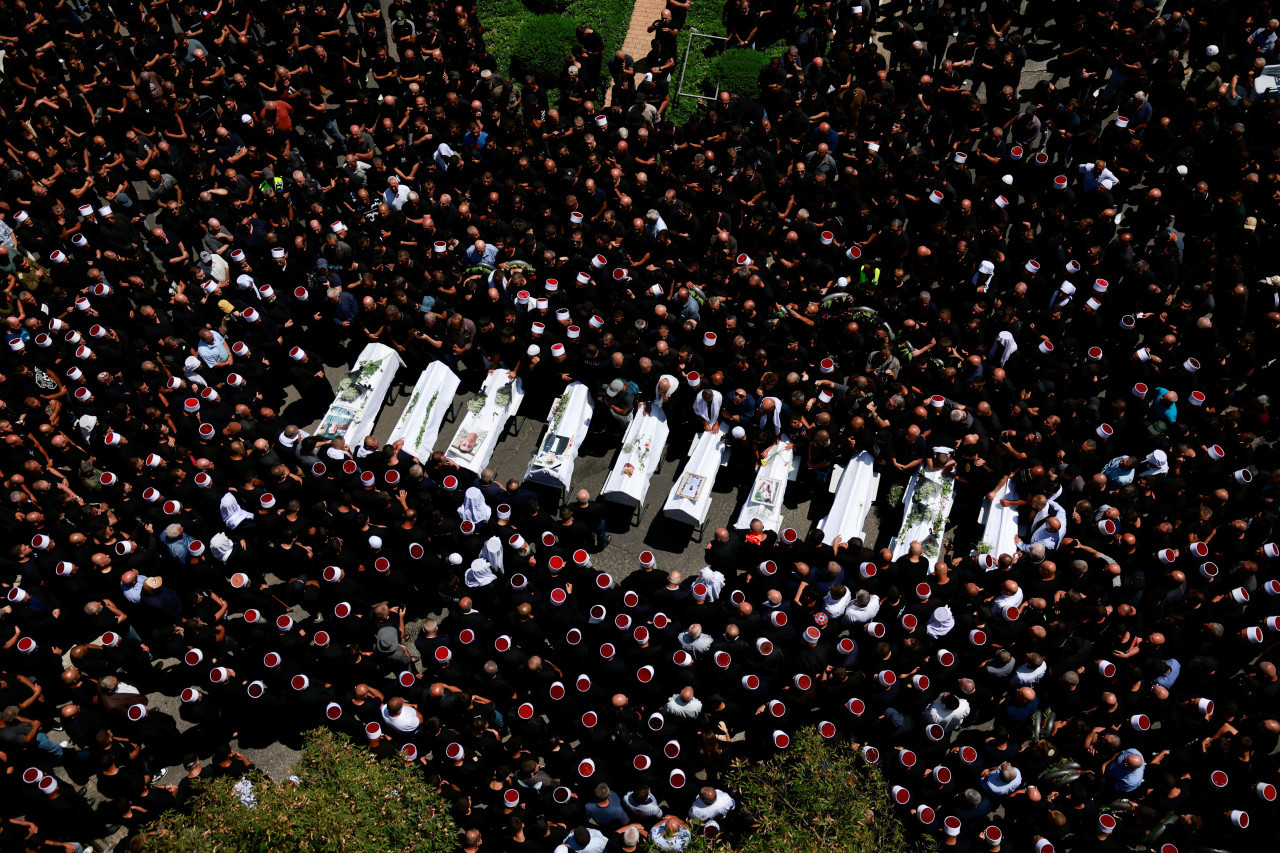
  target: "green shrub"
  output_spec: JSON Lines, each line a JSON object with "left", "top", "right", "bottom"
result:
{"left": 677, "top": 727, "right": 923, "bottom": 853}
{"left": 133, "top": 728, "right": 458, "bottom": 853}
{"left": 713, "top": 48, "right": 770, "bottom": 98}
{"left": 510, "top": 15, "right": 578, "bottom": 83}
{"left": 530, "top": 0, "right": 573, "bottom": 12}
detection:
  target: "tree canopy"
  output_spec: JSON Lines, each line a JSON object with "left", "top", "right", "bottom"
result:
{"left": 133, "top": 728, "right": 458, "bottom": 853}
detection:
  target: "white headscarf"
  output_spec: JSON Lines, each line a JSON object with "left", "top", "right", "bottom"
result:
{"left": 458, "top": 487, "right": 492, "bottom": 525}
{"left": 210, "top": 532, "right": 235, "bottom": 563}
{"left": 481, "top": 535, "right": 504, "bottom": 575}
{"left": 464, "top": 557, "right": 497, "bottom": 588}
{"left": 654, "top": 374, "right": 681, "bottom": 411}
{"left": 697, "top": 565, "right": 725, "bottom": 601}
{"left": 1140, "top": 449, "right": 1169, "bottom": 478}
{"left": 219, "top": 493, "right": 253, "bottom": 530}
{"left": 988, "top": 331, "right": 1018, "bottom": 367}
{"left": 757, "top": 397, "right": 784, "bottom": 436}
{"left": 693, "top": 389, "right": 723, "bottom": 427}
{"left": 927, "top": 605, "right": 956, "bottom": 637}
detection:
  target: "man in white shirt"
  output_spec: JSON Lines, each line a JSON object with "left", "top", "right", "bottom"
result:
{"left": 383, "top": 176, "right": 411, "bottom": 210}
{"left": 991, "top": 580, "right": 1024, "bottom": 617}
{"left": 688, "top": 786, "right": 736, "bottom": 825}
{"left": 923, "top": 691, "right": 971, "bottom": 731}
{"left": 1012, "top": 652, "right": 1048, "bottom": 686}
{"left": 562, "top": 826, "right": 608, "bottom": 853}
{"left": 843, "top": 589, "right": 880, "bottom": 624}
{"left": 380, "top": 696, "right": 422, "bottom": 734}
{"left": 623, "top": 786, "right": 663, "bottom": 821}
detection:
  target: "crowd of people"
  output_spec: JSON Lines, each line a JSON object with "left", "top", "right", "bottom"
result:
{"left": 1, "top": 0, "right": 1279, "bottom": 850}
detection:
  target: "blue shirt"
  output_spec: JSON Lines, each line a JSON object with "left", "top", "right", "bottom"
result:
{"left": 1108, "top": 748, "right": 1145, "bottom": 792}
{"left": 197, "top": 331, "right": 230, "bottom": 368}
{"left": 583, "top": 793, "right": 629, "bottom": 829}
{"left": 1154, "top": 658, "right": 1181, "bottom": 689}
{"left": 334, "top": 291, "right": 359, "bottom": 325}
{"left": 163, "top": 531, "right": 195, "bottom": 562}
{"left": 466, "top": 243, "right": 499, "bottom": 265}
{"left": 463, "top": 129, "right": 489, "bottom": 158}
{"left": 1103, "top": 455, "right": 1135, "bottom": 486}
{"left": 1152, "top": 387, "right": 1177, "bottom": 424}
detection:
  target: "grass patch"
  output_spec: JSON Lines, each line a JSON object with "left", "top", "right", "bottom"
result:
{"left": 667, "top": 2, "right": 790, "bottom": 125}
{"left": 478, "top": 0, "right": 629, "bottom": 91}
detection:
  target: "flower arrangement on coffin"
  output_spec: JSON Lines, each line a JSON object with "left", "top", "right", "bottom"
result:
{"left": 413, "top": 390, "right": 441, "bottom": 449}
{"left": 466, "top": 381, "right": 513, "bottom": 417}
{"left": 335, "top": 356, "right": 385, "bottom": 404}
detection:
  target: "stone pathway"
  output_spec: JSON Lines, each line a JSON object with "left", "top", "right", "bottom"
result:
{"left": 608, "top": 0, "right": 670, "bottom": 104}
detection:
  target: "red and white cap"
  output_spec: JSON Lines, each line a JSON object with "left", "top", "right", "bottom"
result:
{"left": 1256, "top": 782, "right": 1277, "bottom": 801}
{"left": 549, "top": 681, "right": 566, "bottom": 700}
{"left": 1229, "top": 810, "right": 1249, "bottom": 828}
{"left": 846, "top": 698, "right": 866, "bottom": 716}
{"left": 1130, "top": 714, "right": 1150, "bottom": 731}
{"left": 819, "top": 720, "right": 837, "bottom": 739}
{"left": 772, "top": 730, "right": 790, "bottom": 748}
{"left": 668, "top": 769, "right": 686, "bottom": 788}
{"left": 983, "top": 825, "right": 1003, "bottom": 846}
{"left": 209, "top": 667, "right": 230, "bottom": 684}
{"left": 1097, "top": 659, "right": 1116, "bottom": 677}
{"left": 1197, "top": 698, "right": 1214, "bottom": 716}
{"left": 637, "top": 665, "right": 655, "bottom": 683}
{"left": 943, "top": 816, "right": 962, "bottom": 837}
{"left": 969, "top": 629, "right": 987, "bottom": 646}
{"left": 578, "top": 758, "right": 596, "bottom": 777}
